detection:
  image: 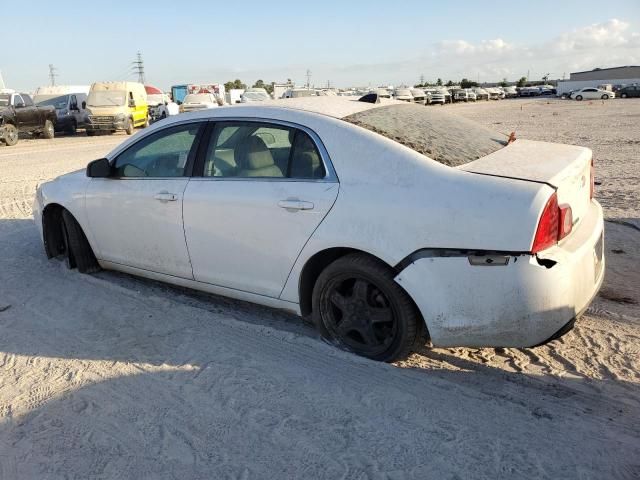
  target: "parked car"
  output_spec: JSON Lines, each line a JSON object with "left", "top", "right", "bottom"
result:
{"left": 393, "top": 88, "right": 413, "bottom": 102}
{"left": 452, "top": 89, "right": 469, "bottom": 102}
{"left": 34, "top": 98, "right": 604, "bottom": 362}
{"left": 179, "top": 93, "right": 219, "bottom": 113}
{"left": 409, "top": 88, "right": 428, "bottom": 105}
{"left": 571, "top": 88, "right": 615, "bottom": 101}
{"left": 425, "top": 89, "right": 445, "bottom": 105}
{"left": 85, "top": 81, "right": 148, "bottom": 136}
{"left": 241, "top": 88, "right": 271, "bottom": 103}
{"left": 146, "top": 85, "right": 172, "bottom": 123}
{"left": 0, "top": 92, "right": 56, "bottom": 146}
{"left": 616, "top": 85, "right": 640, "bottom": 98}
{"left": 35, "top": 93, "right": 88, "bottom": 135}
{"left": 465, "top": 89, "right": 477, "bottom": 102}
{"left": 473, "top": 88, "right": 490, "bottom": 101}
{"left": 503, "top": 86, "right": 518, "bottom": 98}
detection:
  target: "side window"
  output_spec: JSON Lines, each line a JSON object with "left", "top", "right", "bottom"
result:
{"left": 203, "top": 122, "right": 326, "bottom": 179}
{"left": 204, "top": 122, "right": 291, "bottom": 178}
{"left": 21, "top": 94, "right": 34, "bottom": 107}
{"left": 13, "top": 94, "right": 24, "bottom": 106}
{"left": 70, "top": 95, "right": 78, "bottom": 110}
{"left": 113, "top": 123, "right": 202, "bottom": 178}
{"left": 289, "top": 130, "right": 326, "bottom": 179}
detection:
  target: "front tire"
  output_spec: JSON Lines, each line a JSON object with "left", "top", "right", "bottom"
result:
{"left": 125, "top": 118, "right": 134, "bottom": 135}
{"left": 601, "top": 94, "right": 609, "bottom": 100}
{"left": 621, "top": 93, "right": 628, "bottom": 98}
{"left": 43, "top": 119, "right": 55, "bottom": 139}
{"left": 3, "top": 123, "right": 18, "bottom": 146}
{"left": 575, "top": 95, "right": 583, "bottom": 101}
{"left": 61, "top": 210, "right": 100, "bottom": 273}
{"left": 312, "top": 253, "right": 420, "bottom": 362}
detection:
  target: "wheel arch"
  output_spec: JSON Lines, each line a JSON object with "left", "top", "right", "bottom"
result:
{"left": 41, "top": 203, "right": 66, "bottom": 259}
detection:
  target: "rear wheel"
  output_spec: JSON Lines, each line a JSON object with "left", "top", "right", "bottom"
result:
{"left": 621, "top": 93, "right": 628, "bottom": 98}
{"left": 575, "top": 95, "right": 583, "bottom": 101}
{"left": 61, "top": 210, "right": 100, "bottom": 273}
{"left": 601, "top": 94, "right": 609, "bottom": 100}
{"left": 43, "top": 119, "right": 55, "bottom": 139}
{"left": 3, "top": 123, "right": 18, "bottom": 146}
{"left": 312, "top": 253, "right": 420, "bottom": 362}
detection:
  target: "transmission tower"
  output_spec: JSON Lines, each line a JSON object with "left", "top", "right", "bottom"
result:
{"left": 305, "top": 69, "right": 312, "bottom": 89}
{"left": 48, "top": 64, "right": 58, "bottom": 86}
{"left": 132, "top": 52, "right": 145, "bottom": 84}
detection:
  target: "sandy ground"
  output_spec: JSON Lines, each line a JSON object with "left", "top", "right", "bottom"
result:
{"left": 0, "top": 100, "right": 639, "bottom": 479}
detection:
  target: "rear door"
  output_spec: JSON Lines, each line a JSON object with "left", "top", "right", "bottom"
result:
{"left": 183, "top": 120, "right": 339, "bottom": 298}
{"left": 85, "top": 121, "right": 205, "bottom": 278}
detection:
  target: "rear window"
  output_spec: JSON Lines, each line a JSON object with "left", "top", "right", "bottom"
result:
{"left": 343, "top": 104, "right": 507, "bottom": 167}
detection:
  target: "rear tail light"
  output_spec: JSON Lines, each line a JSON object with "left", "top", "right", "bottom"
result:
{"left": 558, "top": 204, "right": 573, "bottom": 240}
{"left": 531, "top": 193, "right": 573, "bottom": 253}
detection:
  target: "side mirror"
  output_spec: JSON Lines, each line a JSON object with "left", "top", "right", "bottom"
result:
{"left": 70, "top": 103, "right": 78, "bottom": 111}
{"left": 86, "top": 158, "right": 112, "bottom": 178}
{"left": 128, "top": 100, "right": 135, "bottom": 107}
{"left": 81, "top": 101, "right": 87, "bottom": 109}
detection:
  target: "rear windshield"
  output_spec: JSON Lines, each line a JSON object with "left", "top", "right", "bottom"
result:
{"left": 343, "top": 104, "right": 507, "bottom": 167}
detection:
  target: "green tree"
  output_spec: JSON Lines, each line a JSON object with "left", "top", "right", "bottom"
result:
{"left": 436, "top": 78, "right": 443, "bottom": 86}
{"left": 499, "top": 78, "right": 508, "bottom": 87}
{"left": 460, "top": 78, "right": 478, "bottom": 89}
{"left": 252, "top": 79, "right": 274, "bottom": 95}
{"left": 224, "top": 79, "right": 247, "bottom": 91}
{"left": 516, "top": 76, "right": 527, "bottom": 88}
{"left": 445, "top": 80, "right": 454, "bottom": 87}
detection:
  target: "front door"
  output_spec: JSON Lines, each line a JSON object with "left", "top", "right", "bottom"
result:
{"left": 85, "top": 122, "right": 205, "bottom": 278}
{"left": 183, "top": 121, "right": 339, "bottom": 298}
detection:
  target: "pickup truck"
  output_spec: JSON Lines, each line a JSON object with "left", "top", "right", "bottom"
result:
{"left": 0, "top": 92, "right": 57, "bottom": 146}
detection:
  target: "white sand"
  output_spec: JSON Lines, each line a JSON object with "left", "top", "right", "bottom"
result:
{"left": 0, "top": 100, "right": 638, "bottom": 479}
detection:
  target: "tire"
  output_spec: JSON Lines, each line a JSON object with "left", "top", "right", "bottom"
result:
{"left": 2, "top": 123, "right": 18, "bottom": 146}
{"left": 601, "top": 94, "right": 609, "bottom": 100}
{"left": 144, "top": 115, "right": 150, "bottom": 128}
{"left": 67, "top": 120, "right": 77, "bottom": 135}
{"left": 621, "top": 93, "right": 628, "bottom": 98}
{"left": 86, "top": 130, "right": 95, "bottom": 136}
{"left": 43, "top": 119, "right": 55, "bottom": 139}
{"left": 312, "top": 253, "right": 420, "bottom": 362}
{"left": 125, "top": 118, "right": 134, "bottom": 135}
{"left": 575, "top": 95, "right": 583, "bottom": 101}
{"left": 61, "top": 210, "right": 100, "bottom": 274}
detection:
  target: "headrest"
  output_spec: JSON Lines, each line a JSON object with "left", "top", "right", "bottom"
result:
{"left": 236, "top": 135, "right": 274, "bottom": 170}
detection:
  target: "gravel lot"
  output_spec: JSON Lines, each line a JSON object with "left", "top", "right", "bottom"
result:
{"left": 0, "top": 99, "right": 639, "bottom": 479}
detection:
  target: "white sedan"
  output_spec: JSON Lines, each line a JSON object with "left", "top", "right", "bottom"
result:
{"left": 571, "top": 88, "right": 615, "bottom": 100}
{"left": 34, "top": 97, "right": 605, "bottom": 362}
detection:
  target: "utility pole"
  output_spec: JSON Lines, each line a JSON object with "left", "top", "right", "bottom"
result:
{"left": 132, "top": 51, "right": 145, "bottom": 84}
{"left": 48, "top": 64, "right": 58, "bottom": 86}
{"left": 305, "top": 69, "right": 312, "bottom": 89}
{"left": 420, "top": 74, "right": 425, "bottom": 86}
{"left": 0, "top": 70, "right": 5, "bottom": 90}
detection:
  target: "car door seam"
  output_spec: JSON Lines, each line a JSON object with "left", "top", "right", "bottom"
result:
{"left": 277, "top": 182, "right": 340, "bottom": 300}
{"left": 180, "top": 179, "right": 196, "bottom": 280}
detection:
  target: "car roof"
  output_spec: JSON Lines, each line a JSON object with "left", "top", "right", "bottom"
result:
{"left": 203, "top": 97, "right": 405, "bottom": 120}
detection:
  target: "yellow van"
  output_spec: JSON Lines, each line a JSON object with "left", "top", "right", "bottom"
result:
{"left": 85, "top": 81, "right": 148, "bottom": 135}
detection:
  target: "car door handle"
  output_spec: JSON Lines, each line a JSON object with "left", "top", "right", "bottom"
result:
{"left": 278, "top": 199, "right": 314, "bottom": 211}
{"left": 154, "top": 192, "right": 178, "bottom": 202}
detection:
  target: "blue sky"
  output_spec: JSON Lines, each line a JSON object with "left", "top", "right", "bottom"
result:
{"left": 2, "top": 0, "right": 639, "bottom": 90}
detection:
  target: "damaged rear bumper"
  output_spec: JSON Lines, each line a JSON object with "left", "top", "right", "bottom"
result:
{"left": 394, "top": 201, "right": 605, "bottom": 348}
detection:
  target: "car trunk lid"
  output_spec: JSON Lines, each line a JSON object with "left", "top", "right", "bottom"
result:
{"left": 460, "top": 139, "right": 593, "bottom": 230}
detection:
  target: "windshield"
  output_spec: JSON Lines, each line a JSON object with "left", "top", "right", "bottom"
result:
{"left": 35, "top": 95, "right": 69, "bottom": 109}
{"left": 184, "top": 94, "right": 214, "bottom": 103}
{"left": 146, "top": 93, "right": 165, "bottom": 105}
{"left": 87, "top": 90, "right": 126, "bottom": 107}
{"left": 344, "top": 104, "right": 507, "bottom": 167}
{"left": 0, "top": 94, "right": 10, "bottom": 107}
{"left": 242, "top": 91, "right": 270, "bottom": 101}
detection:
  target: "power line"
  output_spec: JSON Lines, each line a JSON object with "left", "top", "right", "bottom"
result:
{"left": 132, "top": 51, "right": 145, "bottom": 84}
{"left": 48, "top": 64, "right": 58, "bottom": 86}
